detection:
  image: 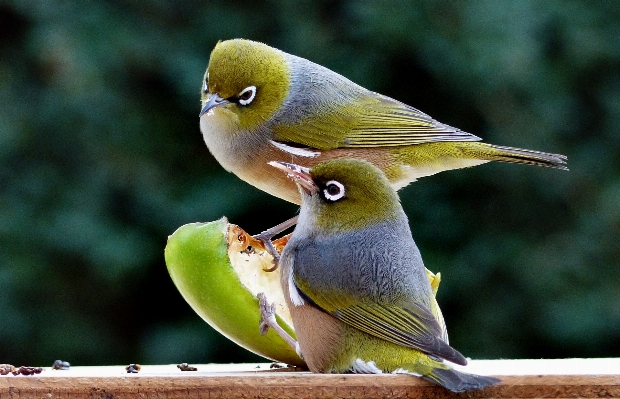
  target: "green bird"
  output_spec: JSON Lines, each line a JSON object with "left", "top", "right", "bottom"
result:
{"left": 200, "top": 39, "right": 567, "bottom": 206}
{"left": 259, "top": 158, "right": 500, "bottom": 392}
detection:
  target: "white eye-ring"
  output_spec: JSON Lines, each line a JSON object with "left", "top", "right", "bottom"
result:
{"left": 323, "top": 180, "right": 346, "bottom": 202}
{"left": 238, "top": 86, "right": 256, "bottom": 105}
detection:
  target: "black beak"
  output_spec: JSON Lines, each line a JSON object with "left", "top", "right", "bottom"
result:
{"left": 269, "top": 161, "right": 316, "bottom": 196}
{"left": 200, "top": 93, "right": 230, "bottom": 116}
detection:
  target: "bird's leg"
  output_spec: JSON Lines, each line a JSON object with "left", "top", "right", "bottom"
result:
{"left": 253, "top": 215, "right": 299, "bottom": 270}
{"left": 258, "top": 293, "right": 300, "bottom": 355}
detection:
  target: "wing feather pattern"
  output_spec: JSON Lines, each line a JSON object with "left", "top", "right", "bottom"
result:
{"left": 272, "top": 95, "right": 481, "bottom": 150}
{"left": 291, "top": 251, "right": 467, "bottom": 365}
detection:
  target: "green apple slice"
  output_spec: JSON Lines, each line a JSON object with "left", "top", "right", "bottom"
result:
{"left": 165, "top": 217, "right": 305, "bottom": 367}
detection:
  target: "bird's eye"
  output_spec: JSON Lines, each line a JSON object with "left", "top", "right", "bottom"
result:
{"left": 238, "top": 86, "right": 256, "bottom": 106}
{"left": 323, "top": 180, "right": 345, "bottom": 202}
{"left": 202, "top": 73, "right": 209, "bottom": 94}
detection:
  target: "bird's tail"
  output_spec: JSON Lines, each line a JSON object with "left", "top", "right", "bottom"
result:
{"left": 470, "top": 142, "right": 568, "bottom": 170}
{"left": 390, "top": 141, "right": 567, "bottom": 186}
{"left": 421, "top": 366, "right": 500, "bottom": 393}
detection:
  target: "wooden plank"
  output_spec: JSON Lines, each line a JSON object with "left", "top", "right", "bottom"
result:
{"left": 1, "top": 358, "right": 619, "bottom": 398}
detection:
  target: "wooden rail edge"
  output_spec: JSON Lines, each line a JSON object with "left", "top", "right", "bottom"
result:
{"left": 1, "top": 358, "right": 619, "bottom": 398}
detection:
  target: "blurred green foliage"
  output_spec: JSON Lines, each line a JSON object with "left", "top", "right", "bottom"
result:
{"left": 1, "top": 0, "right": 618, "bottom": 366}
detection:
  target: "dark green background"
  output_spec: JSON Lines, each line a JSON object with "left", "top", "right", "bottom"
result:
{"left": 1, "top": 1, "right": 618, "bottom": 366}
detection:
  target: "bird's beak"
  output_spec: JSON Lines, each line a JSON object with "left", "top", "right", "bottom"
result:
{"left": 200, "top": 93, "right": 230, "bottom": 117}
{"left": 269, "top": 161, "right": 316, "bottom": 196}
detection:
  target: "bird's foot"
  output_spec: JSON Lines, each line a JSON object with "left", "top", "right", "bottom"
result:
{"left": 258, "top": 292, "right": 278, "bottom": 335}
{"left": 253, "top": 234, "right": 280, "bottom": 272}
{"left": 257, "top": 292, "right": 299, "bottom": 352}
{"left": 253, "top": 216, "right": 299, "bottom": 272}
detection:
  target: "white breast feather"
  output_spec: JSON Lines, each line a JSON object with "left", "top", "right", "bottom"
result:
{"left": 288, "top": 271, "right": 306, "bottom": 307}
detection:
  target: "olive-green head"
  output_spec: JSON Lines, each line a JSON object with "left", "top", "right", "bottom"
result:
{"left": 200, "top": 39, "right": 291, "bottom": 130}
{"left": 270, "top": 159, "right": 402, "bottom": 233}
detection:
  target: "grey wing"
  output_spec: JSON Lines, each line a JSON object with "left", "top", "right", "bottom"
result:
{"left": 288, "top": 220, "right": 467, "bottom": 365}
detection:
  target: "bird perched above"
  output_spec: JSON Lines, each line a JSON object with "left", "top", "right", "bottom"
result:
{"left": 200, "top": 39, "right": 567, "bottom": 205}
{"left": 259, "top": 158, "right": 500, "bottom": 392}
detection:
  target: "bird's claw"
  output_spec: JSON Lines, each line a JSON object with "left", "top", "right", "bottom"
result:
{"left": 258, "top": 292, "right": 277, "bottom": 336}
{"left": 253, "top": 216, "right": 300, "bottom": 271}
{"left": 253, "top": 233, "right": 280, "bottom": 271}
{"left": 258, "top": 293, "right": 299, "bottom": 353}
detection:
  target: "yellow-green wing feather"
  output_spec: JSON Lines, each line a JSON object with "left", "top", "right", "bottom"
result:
{"left": 293, "top": 276, "right": 467, "bottom": 365}
{"left": 272, "top": 94, "right": 481, "bottom": 150}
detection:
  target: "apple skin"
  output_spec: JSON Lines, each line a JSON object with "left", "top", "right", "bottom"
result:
{"left": 165, "top": 217, "right": 305, "bottom": 367}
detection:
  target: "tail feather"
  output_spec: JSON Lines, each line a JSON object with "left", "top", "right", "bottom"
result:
{"left": 482, "top": 143, "right": 568, "bottom": 170}
{"left": 392, "top": 141, "right": 568, "bottom": 185}
{"left": 422, "top": 367, "right": 500, "bottom": 393}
